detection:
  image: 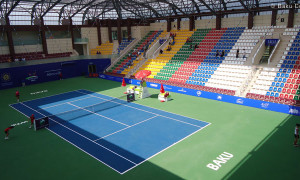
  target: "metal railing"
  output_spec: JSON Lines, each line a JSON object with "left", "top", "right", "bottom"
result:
{"left": 145, "top": 32, "right": 169, "bottom": 59}
{"left": 125, "top": 56, "right": 148, "bottom": 78}
{"left": 252, "top": 39, "right": 265, "bottom": 64}
{"left": 106, "top": 38, "right": 139, "bottom": 71}
{"left": 74, "top": 38, "right": 89, "bottom": 43}
{"left": 152, "top": 33, "right": 170, "bottom": 59}
{"left": 267, "top": 39, "right": 280, "bottom": 64}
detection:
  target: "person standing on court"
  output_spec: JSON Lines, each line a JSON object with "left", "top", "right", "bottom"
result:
{"left": 15, "top": 90, "right": 20, "bottom": 102}
{"left": 59, "top": 72, "right": 63, "bottom": 80}
{"left": 4, "top": 126, "right": 14, "bottom": 140}
{"left": 294, "top": 124, "right": 299, "bottom": 147}
{"left": 29, "top": 114, "right": 35, "bottom": 129}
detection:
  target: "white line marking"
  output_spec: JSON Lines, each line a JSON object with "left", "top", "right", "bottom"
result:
{"left": 19, "top": 102, "right": 137, "bottom": 165}
{"left": 40, "top": 96, "right": 94, "bottom": 110}
{"left": 76, "top": 90, "right": 203, "bottom": 128}
{"left": 9, "top": 104, "right": 29, "bottom": 118}
{"left": 94, "top": 115, "right": 158, "bottom": 142}
{"left": 80, "top": 89, "right": 211, "bottom": 125}
{"left": 11, "top": 89, "right": 212, "bottom": 174}
{"left": 46, "top": 127, "right": 124, "bottom": 174}
{"left": 67, "top": 102, "right": 129, "bottom": 127}
{"left": 9, "top": 89, "right": 85, "bottom": 106}
{"left": 121, "top": 122, "right": 211, "bottom": 174}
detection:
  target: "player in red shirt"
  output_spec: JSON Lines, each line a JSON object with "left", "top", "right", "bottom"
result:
{"left": 294, "top": 124, "right": 300, "bottom": 147}
{"left": 15, "top": 90, "right": 20, "bottom": 102}
{"left": 29, "top": 114, "right": 35, "bottom": 129}
{"left": 4, "top": 126, "right": 15, "bottom": 140}
{"left": 59, "top": 72, "right": 63, "bottom": 80}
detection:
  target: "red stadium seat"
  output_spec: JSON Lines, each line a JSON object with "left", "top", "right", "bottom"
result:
{"left": 282, "top": 88, "right": 287, "bottom": 93}
{"left": 287, "top": 89, "right": 291, "bottom": 94}
{"left": 284, "top": 94, "right": 289, "bottom": 99}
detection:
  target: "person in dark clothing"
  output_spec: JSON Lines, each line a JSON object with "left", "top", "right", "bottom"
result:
{"left": 194, "top": 43, "right": 198, "bottom": 49}
{"left": 216, "top": 50, "right": 219, "bottom": 57}
{"left": 221, "top": 50, "right": 225, "bottom": 57}
{"left": 189, "top": 44, "right": 193, "bottom": 49}
{"left": 160, "top": 49, "right": 163, "bottom": 54}
{"left": 236, "top": 49, "right": 239, "bottom": 58}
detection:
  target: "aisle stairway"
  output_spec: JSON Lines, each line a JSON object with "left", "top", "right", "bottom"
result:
{"left": 246, "top": 27, "right": 300, "bottom": 106}
{"left": 136, "top": 29, "right": 195, "bottom": 80}
{"left": 107, "top": 31, "right": 162, "bottom": 74}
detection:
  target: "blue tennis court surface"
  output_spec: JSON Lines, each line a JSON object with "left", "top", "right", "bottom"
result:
{"left": 10, "top": 89, "right": 210, "bottom": 174}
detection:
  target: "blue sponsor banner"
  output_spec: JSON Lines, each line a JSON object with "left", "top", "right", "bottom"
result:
{"left": 0, "top": 59, "right": 110, "bottom": 90}
{"left": 265, "top": 39, "right": 279, "bottom": 46}
{"left": 99, "top": 74, "right": 300, "bottom": 116}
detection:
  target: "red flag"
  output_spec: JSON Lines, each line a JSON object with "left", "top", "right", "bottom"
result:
{"left": 122, "top": 78, "right": 126, "bottom": 87}
{"left": 160, "top": 84, "right": 165, "bottom": 93}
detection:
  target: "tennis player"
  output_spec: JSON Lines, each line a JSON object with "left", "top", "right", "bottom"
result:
{"left": 294, "top": 124, "right": 300, "bottom": 147}
{"left": 4, "top": 126, "right": 15, "bottom": 140}
{"left": 29, "top": 114, "right": 35, "bottom": 129}
{"left": 15, "top": 90, "right": 20, "bottom": 102}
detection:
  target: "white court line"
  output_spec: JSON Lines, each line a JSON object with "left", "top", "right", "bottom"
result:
{"left": 80, "top": 89, "right": 211, "bottom": 125}
{"left": 76, "top": 90, "right": 203, "bottom": 128}
{"left": 46, "top": 127, "right": 124, "bottom": 174}
{"left": 121, "top": 122, "right": 211, "bottom": 174}
{"left": 39, "top": 96, "right": 94, "bottom": 110}
{"left": 9, "top": 89, "right": 86, "bottom": 106}
{"left": 11, "top": 89, "right": 212, "bottom": 174}
{"left": 93, "top": 115, "right": 158, "bottom": 142}
{"left": 9, "top": 104, "right": 29, "bottom": 118}
{"left": 19, "top": 102, "right": 137, "bottom": 166}
{"left": 67, "top": 102, "right": 129, "bottom": 127}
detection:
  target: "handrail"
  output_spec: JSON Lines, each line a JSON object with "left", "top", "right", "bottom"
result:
{"left": 125, "top": 56, "right": 148, "bottom": 78}
{"left": 252, "top": 39, "right": 265, "bottom": 64}
{"left": 267, "top": 39, "right": 280, "bottom": 64}
{"left": 146, "top": 32, "right": 169, "bottom": 59}
{"left": 152, "top": 33, "right": 170, "bottom": 59}
{"left": 107, "top": 38, "right": 139, "bottom": 70}
{"left": 145, "top": 36, "right": 161, "bottom": 59}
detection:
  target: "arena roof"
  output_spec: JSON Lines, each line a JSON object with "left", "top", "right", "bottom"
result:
{"left": 0, "top": 0, "right": 297, "bottom": 25}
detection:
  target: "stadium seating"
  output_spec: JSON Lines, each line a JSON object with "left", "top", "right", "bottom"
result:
{"left": 247, "top": 28, "right": 300, "bottom": 105}
{"left": 117, "top": 38, "right": 135, "bottom": 54}
{"left": 108, "top": 31, "right": 163, "bottom": 74}
{"left": 91, "top": 42, "right": 113, "bottom": 55}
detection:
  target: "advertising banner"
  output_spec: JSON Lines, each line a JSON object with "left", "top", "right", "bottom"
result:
{"left": 99, "top": 74, "right": 300, "bottom": 116}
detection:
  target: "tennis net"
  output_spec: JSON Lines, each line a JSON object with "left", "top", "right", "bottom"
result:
{"left": 42, "top": 95, "right": 128, "bottom": 123}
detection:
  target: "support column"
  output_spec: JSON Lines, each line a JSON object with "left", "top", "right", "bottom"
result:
{"left": 108, "top": 19, "right": 112, "bottom": 43}
{"left": 189, "top": 16, "right": 194, "bottom": 31}
{"left": 69, "top": 17, "right": 75, "bottom": 49}
{"left": 271, "top": 9, "right": 277, "bottom": 26}
{"left": 287, "top": 8, "right": 295, "bottom": 28}
{"left": 177, "top": 18, "right": 181, "bottom": 30}
{"left": 40, "top": 17, "right": 48, "bottom": 55}
{"left": 117, "top": 18, "right": 122, "bottom": 44}
{"left": 96, "top": 19, "right": 102, "bottom": 45}
{"left": 127, "top": 18, "right": 132, "bottom": 40}
{"left": 248, "top": 12, "right": 254, "bottom": 29}
{"left": 167, "top": 18, "right": 171, "bottom": 32}
{"left": 5, "top": 16, "right": 15, "bottom": 60}
{"left": 216, "top": 14, "right": 221, "bottom": 30}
